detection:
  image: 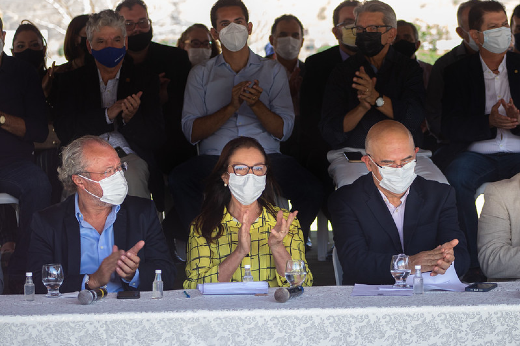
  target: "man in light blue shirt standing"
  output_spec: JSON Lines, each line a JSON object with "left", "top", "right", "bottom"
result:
{"left": 169, "top": 0, "right": 323, "bottom": 246}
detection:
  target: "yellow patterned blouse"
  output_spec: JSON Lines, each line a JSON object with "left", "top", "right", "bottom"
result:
{"left": 183, "top": 205, "right": 313, "bottom": 289}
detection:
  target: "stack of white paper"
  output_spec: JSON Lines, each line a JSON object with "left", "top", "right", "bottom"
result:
{"left": 197, "top": 281, "right": 269, "bottom": 295}
{"left": 405, "top": 263, "right": 467, "bottom": 292}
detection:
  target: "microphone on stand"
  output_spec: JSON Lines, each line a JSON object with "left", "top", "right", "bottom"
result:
{"left": 274, "top": 286, "right": 304, "bottom": 303}
{"left": 78, "top": 286, "right": 108, "bottom": 305}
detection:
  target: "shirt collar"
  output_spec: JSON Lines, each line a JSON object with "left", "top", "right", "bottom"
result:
{"left": 479, "top": 53, "right": 507, "bottom": 77}
{"left": 74, "top": 193, "right": 121, "bottom": 225}
{"left": 339, "top": 47, "right": 350, "bottom": 61}
{"left": 378, "top": 187, "right": 410, "bottom": 209}
{"left": 216, "top": 48, "right": 260, "bottom": 69}
{"left": 96, "top": 67, "right": 122, "bottom": 85}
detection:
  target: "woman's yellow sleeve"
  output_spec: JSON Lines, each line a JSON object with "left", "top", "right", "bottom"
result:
{"left": 183, "top": 225, "right": 221, "bottom": 289}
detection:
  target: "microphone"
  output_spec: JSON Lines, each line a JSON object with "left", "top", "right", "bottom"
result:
{"left": 78, "top": 287, "right": 108, "bottom": 305}
{"left": 274, "top": 286, "right": 304, "bottom": 303}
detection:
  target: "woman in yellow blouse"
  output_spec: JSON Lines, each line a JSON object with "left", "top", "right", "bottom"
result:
{"left": 184, "top": 137, "right": 313, "bottom": 288}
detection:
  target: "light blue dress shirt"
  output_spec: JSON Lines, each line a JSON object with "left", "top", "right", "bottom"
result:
{"left": 75, "top": 194, "right": 140, "bottom": 292}
{"left": 182, "top": 48, "right": 295, "bottom": 155}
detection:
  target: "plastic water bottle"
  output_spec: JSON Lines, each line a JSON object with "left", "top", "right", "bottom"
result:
{"left": 152, "top": 269, "right": 163, "bottom": 299}
{"left": 24, "top": 272, "right": 35, "bottom": 301}
{"left": 413, "top": 265, "right": 424, "bottom": 294}
{"left": 243, "top": 265, "right": 253, "bottom": 282}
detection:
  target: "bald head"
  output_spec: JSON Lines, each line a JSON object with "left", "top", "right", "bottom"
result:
{"left": 365, "top": 120, "right": 414, "bottom": 155}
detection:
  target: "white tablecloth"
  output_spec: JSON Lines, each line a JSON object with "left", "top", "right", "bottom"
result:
{"left": 2, "top": 284, "right": 520, "bottom": 345}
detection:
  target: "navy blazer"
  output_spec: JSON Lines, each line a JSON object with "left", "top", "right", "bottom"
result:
{"left": 27, "top": 195, "right": 176, "bottom": 293}
{"left": 329, "top": 174, "right": 469, "bottom": 285}
{"left": 441, "top": 51, "right": 520, "bottom": 166}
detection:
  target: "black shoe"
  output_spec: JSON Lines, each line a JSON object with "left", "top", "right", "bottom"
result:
{"left": 461, "top": 267, "right": 487, "bottom": 283}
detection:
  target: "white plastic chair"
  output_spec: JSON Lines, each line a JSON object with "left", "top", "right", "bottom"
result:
{"left": 0, "top": 193, "right": 19, "bottom": 225}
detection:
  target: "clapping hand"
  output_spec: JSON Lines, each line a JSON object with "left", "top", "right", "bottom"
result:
{"left": 269, "top": 210, "right": 298, "bottom": 250}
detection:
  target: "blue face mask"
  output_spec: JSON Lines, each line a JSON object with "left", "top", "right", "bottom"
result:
{"left": 90, "top": 46, "right": 126, "bottom": 68}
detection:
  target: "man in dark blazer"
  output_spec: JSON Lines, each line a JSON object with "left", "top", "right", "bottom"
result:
{"left": 298, "top": 0, "right": 359, "bottom": 219}
{"left": 53, "top": 9, "right": 164, "bottom": 202}
{"left": 441, "top": 1, "right": 520, "bottom": 283}
{"left": 116, "top": 0, "right": 195, "bottom": 186}
{"left": 329, "top": 121, "right": 469, "bottom": 285}
{"left": 27, "top": 136, "right": 175, "bottom": 294}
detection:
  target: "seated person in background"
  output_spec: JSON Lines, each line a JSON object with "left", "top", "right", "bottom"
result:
{"left": 426, "top": 0, "right": 478, "bottom": 149}
{"left": 320, "top": 0, "right": 447, "bottom": 188}
{"left": 184, "top": 137, "right": 312, "bottom": 288}
{"left": 329, "top": 121, "right": 469, "bottom": 285}
{"left": 116, "top": 0, "right": 194, "bottom": 186}
{"left": 393, "top": 20, "right": 431, "bottom": 89}
{"left": 269, "top": 14, "right": 305, "bottom": 160}
{"left": 170, "top": 0, "right": 323, "bottom": 247}
{"left": 442, "top": 0, "right": 520, "bottom": 283}
{"left": 0, "top": 18, "right": 52, "bottom": 291}
{"left": 28, "top": 136, "right": 175, "bottom": 294}
{"left": 178, "top": 24, "right": 221, "bottom": 66}
{"left": 478, "top": 173, "right": 520, "bottom": 280}
{"left": 11, "top": 20, "right": 47, "bottom": 80}
{"left": 53, "top": 9, "right": 165, "bottom": 201}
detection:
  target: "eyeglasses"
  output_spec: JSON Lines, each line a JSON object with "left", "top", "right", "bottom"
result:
{"left": 77, "top": 162, "right": 128, "bottom": 179}
{"left": 184, "top": 39, "right": 212, "bottom": 49}
{"left": 336, "top": 21, "right": 355, "bottom": 28}
{"left": 229, "top": 164, "right": 267, "bottom": 176}
{"left": 352, "top": 25, "right": 392, "bottom": 36}
{"left": 124, "top": 19, "right": 152, "bottom": 31}
{"left": 367, "top": 154, "right": 415, "bottom": 169}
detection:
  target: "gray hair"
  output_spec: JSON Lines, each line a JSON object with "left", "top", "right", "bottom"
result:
{"left": 354, "top": 0, "right": 397, "bottom": 28}
{"left": 86, "top": 9, "right": 126, "bottom": 42}
{"left": 57, "top": 136, "right": 112, "bottom": 193}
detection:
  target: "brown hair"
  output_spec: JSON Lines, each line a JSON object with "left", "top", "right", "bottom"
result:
{"left": 63, "top": 15, "right": 89, "bottom": 61}
{"left": 195, "top": 137, "right": 279, "bottom": 244}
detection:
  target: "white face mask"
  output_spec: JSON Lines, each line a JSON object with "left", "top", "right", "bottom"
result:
{"left": 218, "top": 22, "right": 249, "bottom": 52}
{"left": 480, "top": 26, "right": 511, "bottom": 54}
{"left": 274, "top": 36, "right": 301, "bottom": 60}
{"left": 188, "top": 47, "right": 212, "bottom": 66}
{"left": 228, "top": 173, "right": 266, "bottom": 206}
{"left": 462, "top": 29, "right": 479, "bottom": 51}
{"left": 79, "top": 170, "right": 128, "bottom": 205}
{"left": 369, "top": 157, "right": 417, "bottom": 195}
{"left": 341, "top": 25, "right": 357, "bottom": 47}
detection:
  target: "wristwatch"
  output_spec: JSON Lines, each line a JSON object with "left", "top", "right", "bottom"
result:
{"left": 0, "top": 115, "right": 5, "bottom": 126}
{"left": 375, "top": 95, "right": 385, "bottom": 107}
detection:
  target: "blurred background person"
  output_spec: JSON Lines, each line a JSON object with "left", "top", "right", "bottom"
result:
{"left": 184, "top": 137, "right": 313, "bottom": 288}
{"left": 11, "top": 20, "right": 47, "bottom": 79}
{"left": 178, "top": 23, "right": 220, "bottom": 66}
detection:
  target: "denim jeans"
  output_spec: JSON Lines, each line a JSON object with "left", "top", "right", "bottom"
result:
{"left": 169, "top": 153, "right": 324, "bottom": 241}
{"left": 444, "top": 152, "right": 520, "bottom": 268}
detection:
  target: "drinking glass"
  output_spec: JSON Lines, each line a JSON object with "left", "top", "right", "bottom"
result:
{"left": 285, "top": 260, "right": 307, "bottom": 287}
{"left": 42, "top": 263, "right": 64, "bottom": 297}
{"left": 390, "top": 254, "right": 411, "bottom": 288}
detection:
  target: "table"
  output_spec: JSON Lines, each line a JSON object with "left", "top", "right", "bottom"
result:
{"left": 1, "top": 284, "right": 520, "bottom": 345}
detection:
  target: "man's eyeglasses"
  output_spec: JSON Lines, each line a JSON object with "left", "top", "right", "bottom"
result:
{"left": 77, "top": 162, "right": 128, "bottom": 179}
{"left": 229, "top": 164, "right": 267, "bottom": 176}
{"left": 125, "top": 19, "right": 152, "bottom": 31}
{"left": 367, "top": 154, "right": 415, "bottom": 169}
{"left": 351, "top": 25, "right": 392, "bottom": 36}
{"left": 184, "top": 39, "right": 212, "bottom": 49}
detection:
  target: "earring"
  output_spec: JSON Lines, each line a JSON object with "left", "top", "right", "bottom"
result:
{"left": 224, "top": 183, "right": 227, "bottom": 187}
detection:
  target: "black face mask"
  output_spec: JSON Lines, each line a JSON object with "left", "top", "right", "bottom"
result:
{"left": 13, "top": 48, "right": 45, "bottom": 69}
{"left": 79, "top": 36, "right": 89, "bottom": 55}
{"left": 355, "top": 32, "right": 385, "bottom": 57}
{"left": 514, "top": 33, "right": 520, "bottom": 52}
{"left": 392, "top": 40, "right": 417, "bottom": 58}
{"left": 128, "top": 27, "right": 153, "bottom": 52}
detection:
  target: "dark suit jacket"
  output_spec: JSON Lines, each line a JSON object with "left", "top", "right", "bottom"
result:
{"left": 27, "top": 195, "right": 176, "bottom": 293}
{"left": 141, "top": 42, "right": 196, "bottom": 175}
{"left": 440, "top": 51, "right": 520, "bottom": 168}
{"left": 53, "top": 58, "right": 165, "bottom": 155}
{"left": 329, "top": 174, "right": 469, "bottom": 285}
{"left": 320, "top": 47, "right": 425, "bottom": 149}
{"left": 299, "top": 46, "right": 343, "bottom": 151}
